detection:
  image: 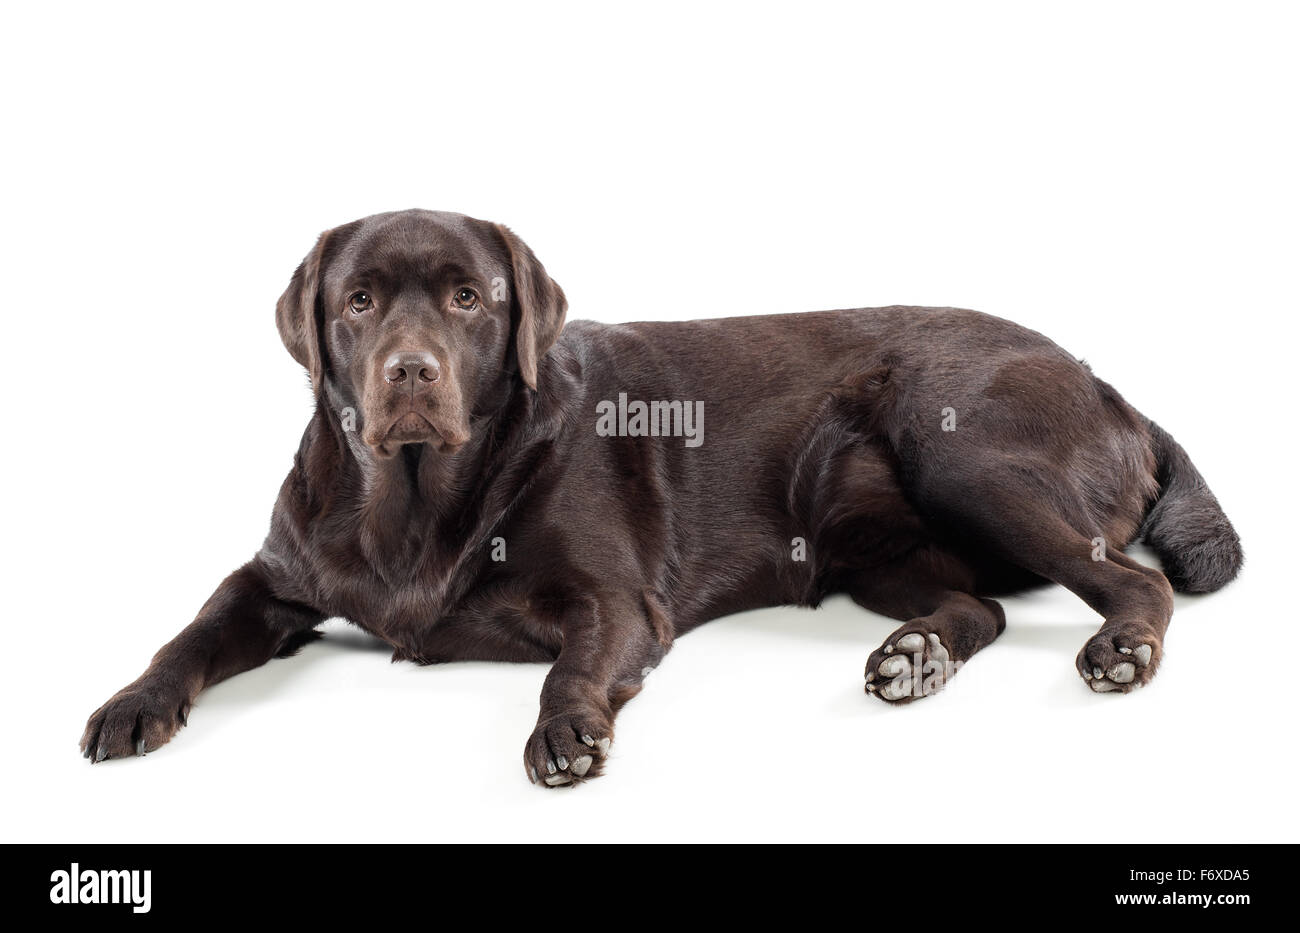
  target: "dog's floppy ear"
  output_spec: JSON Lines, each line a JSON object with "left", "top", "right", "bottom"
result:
{"left": 495, "top": 224, "right": 567, "bottom": 391}
{"left": 275, "top": 230, "right": 330, "bottom": 393}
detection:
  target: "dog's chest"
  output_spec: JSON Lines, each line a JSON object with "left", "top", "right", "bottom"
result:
{"left": 319, "top": 547, "right": 472, "bottom": 629}
{"left": 309, "top": 537, "right": 554, "bottom": 661}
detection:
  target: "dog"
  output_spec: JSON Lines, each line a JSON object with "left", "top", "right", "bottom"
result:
{"left": 81, "top": 209, "right": 1242, "bottom": 786}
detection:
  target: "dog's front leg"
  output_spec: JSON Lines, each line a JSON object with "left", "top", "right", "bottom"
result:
{"left": 523, "top": 592, "right": 670, "bottom": 787}
{"left": 80, "top": 558, "right": 325, "bottom": 762}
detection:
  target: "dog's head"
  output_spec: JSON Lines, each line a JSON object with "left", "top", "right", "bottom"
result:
{"left": 276, "top": 209, "right": 566, "bottom": 457}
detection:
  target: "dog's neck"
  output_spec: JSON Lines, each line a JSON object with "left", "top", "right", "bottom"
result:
{"left": 343, "top": 419, "right": 480, "bottom": 514}
{"left": 298, "top": 375, "right": 554, "bottom": 581}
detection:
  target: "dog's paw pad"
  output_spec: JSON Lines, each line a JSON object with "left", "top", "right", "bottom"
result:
{"left": 865, "top": 630, "right": 957, "bottom": 704}
{"left": 524, "top": 711, "right": 612, "bottom": 788}
{"left": 895, "top": 633, "right": 926, "bottom": 653}
{"left": 1107, "top": 662, "right": 1136, "bottom": 684}
{"left": 1078, "top": 629, "right": 1160, "bottom": 694}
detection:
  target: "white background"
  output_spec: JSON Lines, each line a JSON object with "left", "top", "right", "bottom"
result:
{"left": 2, "top": 2, "right": 1296, "bottom": 842}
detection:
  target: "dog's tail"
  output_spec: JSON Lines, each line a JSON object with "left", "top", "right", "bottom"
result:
{"left": 1139, "top": 418, "right": 1243, "bottom": 593}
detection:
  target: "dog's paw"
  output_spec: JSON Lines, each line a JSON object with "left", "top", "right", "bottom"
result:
{"left": 865, "top": 630, "right": 958, "bottom": 704}
{"left": 523, "top": 710, "right": 613, "bottom": 788}
{"left": 81, "top": 681, "right": 191, "bottom": 762}
{"left": 1077, "top": 626, "right": 1160, "bottom": 694}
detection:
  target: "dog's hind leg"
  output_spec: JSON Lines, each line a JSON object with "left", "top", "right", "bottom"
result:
{"left": 879, "top": 357, "right": 1185, "bottom": 693}
{"left": 915, "top": 476, "right": 1174, "bottom": 694}
{"left": 848, "top": 547, "right": 1007, "bottom": 703}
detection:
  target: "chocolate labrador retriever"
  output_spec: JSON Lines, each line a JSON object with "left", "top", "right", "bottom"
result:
{"left": 81, "top": 209, "right": 1242, "bottom": 785}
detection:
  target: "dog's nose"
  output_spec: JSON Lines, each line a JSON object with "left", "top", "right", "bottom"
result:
{"left": 384, "top": 351, "right": 441, "bottom": 386}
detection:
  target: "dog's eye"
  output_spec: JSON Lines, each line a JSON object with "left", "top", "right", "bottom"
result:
{"left": 453, "top": 288, "right": 478, "bottom": 310}
{"left": 349, "top": 292, "right": 373, "bottom": 314}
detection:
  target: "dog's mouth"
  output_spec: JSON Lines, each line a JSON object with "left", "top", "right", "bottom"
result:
{"left": 367, "top": 409, "right": 469, "bottom": 457}
{"left": 387, "top": 411, "right": 436, "bottom": 442}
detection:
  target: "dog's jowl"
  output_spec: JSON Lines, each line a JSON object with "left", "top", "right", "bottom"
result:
{"left": 80, "top": 210, "right": 1242, "bottom": 786}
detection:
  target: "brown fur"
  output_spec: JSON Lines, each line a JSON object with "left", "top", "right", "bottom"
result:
{"left": 81, "top": 210, "right": 1243, "bottom": 785}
